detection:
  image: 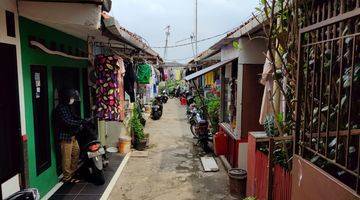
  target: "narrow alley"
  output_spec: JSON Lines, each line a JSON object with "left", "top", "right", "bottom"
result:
{"left": 108, "top": 99, "right": 234, "bottom": 200}
{"left": 2, "top": 1, "right": 360, "bottom": 200}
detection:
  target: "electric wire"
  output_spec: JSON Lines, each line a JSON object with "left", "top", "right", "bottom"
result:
{"left": 150, "top": 30, "right": 230, "bottom": 49}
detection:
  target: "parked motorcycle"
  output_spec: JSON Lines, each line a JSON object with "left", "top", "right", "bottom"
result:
{"left": 151, "top": 96, "right": 163, "bottom": 120}
{"left": 186, "top": 103, "right": 196, "bottom": 122}
{"left": 174, "top": 86, "right": 181, "bottom": 98}
{"left": 5, "top": 188, "right": 40, "bottom": 200}
{"left": 160, "top": 90, "right": 169, "bottom": 104}
{"left": 190, "top": 107, "right": 212, "bottom": 152}
{"left": 77, "top": 119, "right": 106, "bottom": 185}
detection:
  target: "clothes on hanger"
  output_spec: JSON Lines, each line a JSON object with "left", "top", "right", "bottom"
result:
{"left": 116, "top": 56, "right": 126, "bottom": 121}
{"left": 137, "top": 63, "right": 152, "bottom": 84}
{"left": 124, "top": 59, "right": 136, "bottom": 102}
{"left": 95, "top": 54, "right": 123, "bottom": 121}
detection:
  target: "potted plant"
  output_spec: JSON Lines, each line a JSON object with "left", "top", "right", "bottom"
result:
{"left": 130, "top": 105, "right": 148, "bottom": 151}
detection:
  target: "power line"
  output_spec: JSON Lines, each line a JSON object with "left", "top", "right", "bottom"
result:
{"left": 165, "top": 56, "right": 195, "bottom": 62}
{"left": 151, "top": 30, "right": 230, "bottom": 49}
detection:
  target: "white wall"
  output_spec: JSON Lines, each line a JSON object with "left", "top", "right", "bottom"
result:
{"left": 238, "top": 37, "right": 266, "bottom": 64}
{"left": 221, "top": 43, "right": 239, "bottom": 61}
{"left": 0, "top": 0, "right": 26, "bottom": 137}
{"left": 220, "top": 36, "right": 266, "bottom": 169}
{"left": 0, "top": 1, "right": 25, "bottom": 197}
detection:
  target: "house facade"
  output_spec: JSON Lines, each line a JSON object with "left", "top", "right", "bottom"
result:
{"left": 1, "top": 0, "right": 162, "bottom": 198}
{"left": 187, "top": 16, "right": 268, "bottom": 170}
{"left": 19, "top": 16, "right": 90, "bottom": 195}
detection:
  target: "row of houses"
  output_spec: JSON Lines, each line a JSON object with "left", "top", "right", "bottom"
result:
{"left": 186, "top": 1, "right": 360, "bottom": 199}
{"left": 0, "top": 0, "right": 161, "bottom": 198}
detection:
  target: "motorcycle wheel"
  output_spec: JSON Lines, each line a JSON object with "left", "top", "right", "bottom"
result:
{"left": 190, "top": 124, "right": 199, "bottom": 139}
{"left": 92, "top": 166, "right": 105, "bottom": 185}
{"left": 201, "top": 140, "right": 211, "bottom": 153}
{"left": 151, "top": 112, "right": 161, "bottom": 120}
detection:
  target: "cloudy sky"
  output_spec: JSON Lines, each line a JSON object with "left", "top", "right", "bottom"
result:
{"left": 110, "top": 0, "right": 259, "bottom": 63}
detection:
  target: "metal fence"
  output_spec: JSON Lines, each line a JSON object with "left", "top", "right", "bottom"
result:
{"left": 295, "top": 0, "right": 360, "bottom": 193}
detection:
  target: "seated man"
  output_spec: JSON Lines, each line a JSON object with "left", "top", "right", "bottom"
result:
{"left": 54, "top": 89, "right": 83, "bottom": 183}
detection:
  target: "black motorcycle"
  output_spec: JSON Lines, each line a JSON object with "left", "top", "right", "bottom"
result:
{"left": 151, "top": 96, "right": 163, "bottom": 120}
{"left": 174, "top": 86, "right": 181, "bottom": 98}
{"left": 5, "top": 188, "right": 40, "bottom": 200}
{"left": 77, "top": 120, "right": 106, "bottom": 185}
{"left": 160, "top": 90, "right": 169, "bottom": 104}
{"left": 190, "top": 107, "right": 212, "bottom": 152}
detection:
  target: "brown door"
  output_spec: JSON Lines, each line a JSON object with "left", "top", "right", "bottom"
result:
{"left": 241, "top": 64, "right": 264, "bottom": 135}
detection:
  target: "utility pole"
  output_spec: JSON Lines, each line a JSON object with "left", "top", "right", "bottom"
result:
{"left": 164, "top": 25, "right": 170, "bottom": 61}
{"left": 194, "top": 0, "right": 198, "bottom": 57}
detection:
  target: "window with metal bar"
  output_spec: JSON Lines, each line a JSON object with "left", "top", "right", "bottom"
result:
{"left": 296, "top": 1, "right": 360, "bottom": 194}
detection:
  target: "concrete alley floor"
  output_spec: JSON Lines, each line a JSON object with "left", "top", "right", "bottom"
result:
{"left": 108, "top": 99, "right": 236, "bottom": 200}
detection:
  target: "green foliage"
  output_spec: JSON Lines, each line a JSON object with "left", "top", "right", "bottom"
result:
{"left": 130, "top": 104, "right": 145, "bottom": 141}
{"left": 206, "top": 95, "right": 220, "bottom": 134}
{"left": 343, "top": 65, "right": 360, "bottom": 88}
{"left": 193, "top": 92, "right": 220, "bottom": 134}
{"left": 263, "top": 113, "right": 286, "bottom": 137}
{"left": 194, "top": 95, "right": 203, "bottom": 108}
{"left": 165, "top": 79, "right": 182, "bottom": 93}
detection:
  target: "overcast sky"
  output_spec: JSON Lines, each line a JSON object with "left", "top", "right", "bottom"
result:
{"left": 110, "top": 0, "right": 259, "bottom": 63}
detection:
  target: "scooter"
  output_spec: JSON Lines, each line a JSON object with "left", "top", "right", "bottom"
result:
{"left": 186, "top": 103, "right": 197, "bottom": 122}
{"left": 160, "top": 90, "right": 169, "bottom": 104}
{"left": 5, "top": 188, "right": 40, "bottom": 200}
{"left": 190, "top": 107, "right": 212, "bottom": 152}
{"left": 151, "top": 96, "right": 163, "bottom": 120}
{"left": 174, "top": 86, "right": 181, "bottom": 98}
{"left": 77, "top": 119, "right": 106, "bottom": 185}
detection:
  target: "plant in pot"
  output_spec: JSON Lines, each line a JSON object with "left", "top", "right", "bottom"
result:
{"left": 130, "top": 108, "right": 147, "bottom": 151}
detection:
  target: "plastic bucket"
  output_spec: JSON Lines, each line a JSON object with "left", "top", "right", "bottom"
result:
{"left": 228, "top": 168, "right": 247, "bottom": 198}
{"left": 118, "top": 136, "right": 131, "bottom": 154}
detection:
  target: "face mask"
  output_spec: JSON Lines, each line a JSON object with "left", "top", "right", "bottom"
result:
{"left": 69, "top": 98, "right": 75, "bottom": 105}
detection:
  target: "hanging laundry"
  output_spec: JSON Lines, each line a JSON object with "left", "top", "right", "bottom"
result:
{"left": 205, "top": 71, "right": 215, "bottom": 86}
{"left": 137, "top": 63, "right": 152, "bottom": 84}
{"left": 175, "top": 69, "right": 182, "bottom": 80}
{"left": 95, "top": 54, "right": 122, "bottom": 121}
{"left": 124, "top": 60, "right": 136, "bottom": 102}
{"left": 116, "top": 56, "right": 126, "bottom": 121}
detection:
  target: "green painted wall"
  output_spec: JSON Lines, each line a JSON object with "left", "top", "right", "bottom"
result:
{"left": 19, "top": 17, "right": 88, "bottom": 196}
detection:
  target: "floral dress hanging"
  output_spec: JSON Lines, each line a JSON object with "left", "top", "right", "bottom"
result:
{"left": 95, "top": 54, "right": 122, "bottom": 121}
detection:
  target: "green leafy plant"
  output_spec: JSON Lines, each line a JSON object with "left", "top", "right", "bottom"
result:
{"left": 130, "top": 104, "right": 145, "bottom": 141}
{"left": 243, "top": 197, "right": 257, "bottom": 200}
{"left": 206, "top": 95, "right": 220, "bottom": 134}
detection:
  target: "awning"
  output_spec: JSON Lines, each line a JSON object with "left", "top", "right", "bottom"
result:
{"left": 103, "top": 16, "right": 160, "bottom": 58}
{"left": 184, "top": 57, "right": 237, "bottom": 81}
{"left": 18, "top": 1, "right": 102, "bottom": 40}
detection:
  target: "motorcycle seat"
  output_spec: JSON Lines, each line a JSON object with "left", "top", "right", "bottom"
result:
{"left": 198, "top": 119, "right": 207, "bottom": 124}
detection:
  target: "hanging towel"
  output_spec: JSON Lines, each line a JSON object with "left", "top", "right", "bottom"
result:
{"left": 137, "top": 63, "right": 152, "bottom": 84}
{"left": 259, "top": 51, "right": 274, "bottom": 124}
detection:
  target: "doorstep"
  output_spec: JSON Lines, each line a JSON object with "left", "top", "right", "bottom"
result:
{"left": 49, "top": 153, "right": 129, "bottom": 200}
